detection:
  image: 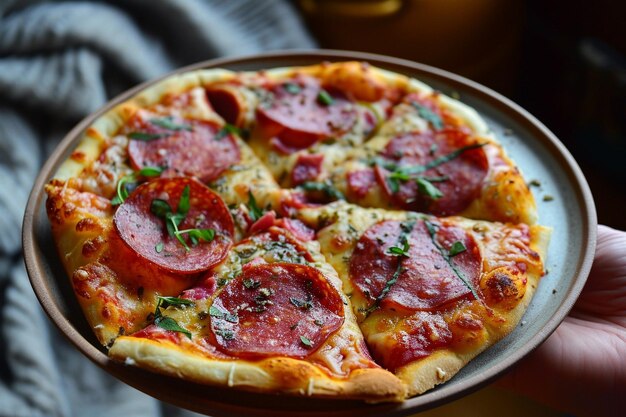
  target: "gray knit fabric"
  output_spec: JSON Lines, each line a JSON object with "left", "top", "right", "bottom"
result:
{"left": 0, "top": 1, "right": 315, "bottom": 416}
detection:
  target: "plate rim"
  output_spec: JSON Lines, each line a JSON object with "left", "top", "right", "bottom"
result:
{"left": 22, "top": 49, "right": 597, "bottom": 416}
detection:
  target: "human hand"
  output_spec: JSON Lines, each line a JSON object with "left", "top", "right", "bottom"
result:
{"left": 497, "top": 225, "right": 626, "bottom": 417}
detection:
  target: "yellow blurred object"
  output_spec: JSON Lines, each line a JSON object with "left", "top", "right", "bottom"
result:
{"left": 297, "top": 0, "right": 524, "bottom": 94}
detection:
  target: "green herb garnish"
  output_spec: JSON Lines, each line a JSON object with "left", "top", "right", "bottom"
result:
{"left": 424, "top": 220, "right": 480, "bottom": 301}
{"left": 283, "top": 83, "right": 302, "bottom": 94}
{"left": 300, "top": 335, "right": 313, "bottom": 347}
{"left": 300, "top": 181, "right": 345, "bottom": 201}
{"left": 290, "top": 297, "right": 313, "bottom": 310}
{"left": 246, "top": 191, "right": 263, "bottom": 222}
{"left": 112, "top": 165, "right": 165, "bottom": 205}
{"left": 317, "top": 89, "right": 334, "bottom": 106}
{"left": 209, "top": 305, "right": 238, "bottom": 323}
{"left": 411, "top": 102, "right": 444, "bottom": 130}
{"left": 152, "top": 295, "right": 194, "bottom": 339}
{"left": 243, "top": 278, "right": 261, "bottom": 289}
{"left": 155, "top": 242, "right": 164, "bottom": 253}
{"left": 150, "top": 116, "right": 193, "bottom": 132}
{"left": 216, "top": 123, "right": 248, "bottom": 140}
{"left": 128, "top": 132, "right": 167, "bottom": 141}
{"left": 150, "top": 185, "right": 214, "bottom": 252}
{"left": 448, "top": 240, "right": 467, "bottom": 257}
{"left": 416, "top": 177, "right": 443, "bottom": 199}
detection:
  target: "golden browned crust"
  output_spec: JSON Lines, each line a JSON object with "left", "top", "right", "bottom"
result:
{"left": 109, "top": 336, "right": 405, "bottom": 402}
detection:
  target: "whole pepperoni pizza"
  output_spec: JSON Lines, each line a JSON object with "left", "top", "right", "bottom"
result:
{"left": 45, "top": 62, "right": 550, "bottom": 402}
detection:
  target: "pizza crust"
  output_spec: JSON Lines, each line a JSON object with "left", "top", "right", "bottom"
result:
{"left": 109, "top": 336, "right": 405, "bottom": 402}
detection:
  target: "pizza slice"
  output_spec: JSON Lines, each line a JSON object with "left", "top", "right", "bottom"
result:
{"left": 204, "top": 62, "right": 408, "bottom": 188}
{"left": 321, "top": 89, "right": 538, "bottom": 224}
{"left": 45, "top": 69, "right": 282, "bottom": 345}
{"left": 109, "top": 223, "right": 406, "bottom": 401}
{"left": 296, "top": 202, "right": 550, "bottom": 396}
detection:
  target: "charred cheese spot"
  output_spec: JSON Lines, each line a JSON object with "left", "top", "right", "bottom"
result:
{"left": 70, "top": 151, "right": 87, "bottom": 163}
{"left": 75, "top": 217, "right": 101, "bottom": 232}
{"left": 480, "top": 267, "right": 526, "bottom": 310}
{"left": 448, "top": 309, "right": 488, "bottom": 351}
{"left": 331, "top": 234, "right": 351, "bottom": 251}
{"left": 82, "top": 236, "right": 106, "bottom": 258}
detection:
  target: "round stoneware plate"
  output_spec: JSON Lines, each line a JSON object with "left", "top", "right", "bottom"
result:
{"left": 23, "top": 50, "right": 597, "bottom": 417}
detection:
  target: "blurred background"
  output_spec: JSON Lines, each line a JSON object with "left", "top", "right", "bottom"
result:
{"left": 295, "top": 0, "right": 626, "bottom": 230}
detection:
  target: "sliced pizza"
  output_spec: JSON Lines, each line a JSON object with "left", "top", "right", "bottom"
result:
{"left": 296, "top": 202, "right": 550, "bottom": 396}
{"left": 109, "top": 224, "right": 406, "bottom": 401}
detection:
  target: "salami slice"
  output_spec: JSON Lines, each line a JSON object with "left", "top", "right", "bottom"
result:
{"left": 209, "top": 263, "right": 344, "bottom": 359}
{"left": 114, "top": 177, "right": 234, "bottom": 274}
{"left": 291, "top": 153, "right": 324, "bottom": 186}
{"left": 256, "top": 76, "right": 358, "bottom": 153}
{"left": 346, "top": 168, "right": 376, "bottom": 199}
{"left": 126, "top": 113, "right": 240, "bottom": 183}
{"left": 375, "top": 129, "right": 488, "bottom": 216}
{"left": 350, "top": 219, "right": 482, "bottom": 312}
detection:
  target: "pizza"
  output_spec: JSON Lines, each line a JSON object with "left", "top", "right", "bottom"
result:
{"left": 44, "top": 61, "right": 550, "bottom": 402}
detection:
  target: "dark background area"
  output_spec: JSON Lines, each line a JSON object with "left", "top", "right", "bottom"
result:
{"left": 296, "top": 0, "right": 626, "bottom": 229}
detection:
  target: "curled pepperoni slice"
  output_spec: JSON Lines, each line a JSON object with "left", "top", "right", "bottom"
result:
{"left": 209, "top": 263, "right": 344, "bottom": 359}
{"left": 126, "top": 114, "right": 240, "bottom": 183}
{"left": 376, "top": 129, "right": 488, "bottom": 216}
{"left": 256, "top": 76, "right": 358, "bottom": 153}
{"left": 291, "top": 153, "right": 324, "bottom": 186}
{"left": 350, "top": 219, "right": 482, "bottom": 312}
{"left": 114, "top": 177, "right": 234, "bottom": 274}
{"left": 347, "top": 168, "right": 376, "bottom": 199}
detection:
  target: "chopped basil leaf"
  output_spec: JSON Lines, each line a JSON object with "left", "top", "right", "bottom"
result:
{"left": 448, "top": 240, "right": 467, "bottom": 257}
{"left": 243, "top": 278, "right": 261, "bottom": 289}
{"left": 150, "top": 116, "right": 192, "bottom": 132}
{"left": 421, "top": 143, "right": 486, "bottom": 172}
{"left": 411, "top": 102, "right": 444, "bottom": 130}
{"left": 216, "top": 123, "right": 246, "bottom": 140}
{"left": 137, "top": 166, "right": 165, "bottom": 177}
{"left": 112, "top": 166, "right": 164, "bottom": 205}
{"left": 387, "top": 246, "right": 408, "bottom": 256}
{"left": 283, "top": 82, "right": 302, "bottom": 94}
{"left": 177, "top": 185, "right": 190, "bottom": 216}
{"left": 209, "top": 305, "right": 238, "bottom": 323}
{"left": 111, "top": 194, "right": 123, "bottom": 206}
{"left": 300, "top": 181, "right": 345, "bottom": 201}
{"left": 387, "top": 233, "right": 410, "bottom": 257}
{"left": 128, "top": 132, "right": 166, "bottom": 141}
{"left": 290, "top": 297, "right": 313, "bottom": 310}
{"left": 154, "top": 316, "right": 192, "bottom": 339}
{"left": 317, "top": 89, "right": 334, "bottom": 106}
{"left": 175, "top": 228, "right": 215, "bottom": 249}
{"left": 424, "top": 220, "right": 480, "bottom": 301}
{"left": 300, "top": 335, "right": 313, "bottom": 347}
{"left": 214, "top": 329, "right": 235, "bottom": 340}
{"left": 156, "top": 296, "right": 195, "bottom": 309}
{"left": 416, "top": 177, "right": 443, "bottom": 199}
{"left": 246, "top": 191, "right": 263, "bottom": 222}
{"left": 150, "top": 199, "right": 172, "bottom": 218}
{"left": 155, "top": 242, "right": 164, "bottom": 253}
